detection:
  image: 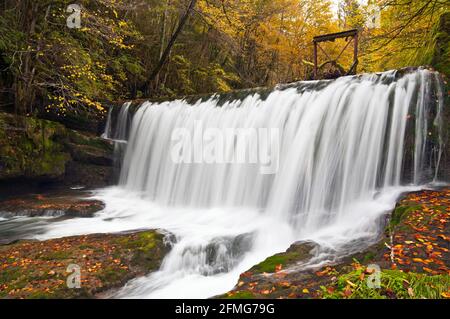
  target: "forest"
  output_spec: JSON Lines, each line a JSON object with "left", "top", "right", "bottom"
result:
{"left": 0, "top": 0, "right": 449, "bottom": 304}
{"left": 1, "top": 0, "right": 448, "bottom": 121}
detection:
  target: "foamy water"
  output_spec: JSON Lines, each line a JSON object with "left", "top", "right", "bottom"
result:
{"left": 24, "top": 68, "right": 447, "bottom": 298}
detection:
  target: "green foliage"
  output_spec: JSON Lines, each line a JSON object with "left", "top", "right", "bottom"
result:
{"left": 1, "top": 0, "right": 145, "bottom": 117}
{"left": 362, "top": 0, "right": 449, "bottom": 73}
{"left": 1, "top": 0, "right": 448, "bottom": 119}
{"left": 0, "top": 113, "right": 69, "bottom": 179}
{"left": 321, "top": 267, "right": 450, "bottom": 299}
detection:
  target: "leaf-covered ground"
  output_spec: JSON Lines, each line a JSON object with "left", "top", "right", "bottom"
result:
{"left": 223, "top": 188, "right": 450, "bottom": 299}
{"left": 0, "top": 190, "right": 105, "bottom": 219}
{"left": 0, "top": 230, "right": 170, "bottom": 299}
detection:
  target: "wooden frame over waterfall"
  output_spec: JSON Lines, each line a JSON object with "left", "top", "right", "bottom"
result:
{"left": 313, "top": 29, "right": 359, "bottom": 79}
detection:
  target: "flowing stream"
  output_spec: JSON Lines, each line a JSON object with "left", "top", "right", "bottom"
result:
{"left": 30, "top": 68, "right": 446, "bottom": 298}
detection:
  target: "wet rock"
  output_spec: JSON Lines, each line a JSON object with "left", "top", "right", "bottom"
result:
{"left": 0, "top": 113, "right": 69, "bottom": 181}
{"left": 195, "top": 233, "right": 253, "bottom": 275}
{"left": 222, "top": 188, "right": 450, "bottom": 299}
{"left": 248, "top": 241, "right": 317, "bottom": 275}
{"left": 0, "top": 111, "right": 114, "bottom": 190}
{"left": 0, "top": 230, "right": 171, "bottom": 299}
{"left": 0, "top": 191, "right": 105, "bottom": 218}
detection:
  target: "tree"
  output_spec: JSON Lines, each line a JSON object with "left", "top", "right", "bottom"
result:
{"left": 143, "top": 0, "right": 197, "bottom": 95}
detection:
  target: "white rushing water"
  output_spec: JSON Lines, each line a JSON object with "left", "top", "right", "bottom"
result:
{"left": 33, "top": 68, "right": 446, "bottom": 298}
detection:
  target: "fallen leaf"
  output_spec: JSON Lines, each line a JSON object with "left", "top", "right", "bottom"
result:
{"left": 423, "top": 267, "right": 434, "bottom": 273}
{"left": 343, "top": 286, "right": 352, "bottom": 297}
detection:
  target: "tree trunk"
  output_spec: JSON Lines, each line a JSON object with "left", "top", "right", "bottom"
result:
{"left": 143, "top": 0, "right": 197, "bottom": 96}
{"left": 14, "top": 0, "right": 39, "bottom": 115}
{"left": 154, "top": 0, "right": 170, "bottom": 92}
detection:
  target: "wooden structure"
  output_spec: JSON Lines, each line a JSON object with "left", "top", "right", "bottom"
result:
{"left": 313, "top": 29, "right": 358, "bottom": 79}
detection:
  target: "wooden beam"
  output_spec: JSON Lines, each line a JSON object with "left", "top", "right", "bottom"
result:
{"left": 313, "top": 29, "right": 358, "bottom": 43}
{"left": 353, "top": 32, "right": 358, "bottom": 75}
{"left": 313, "top": 42, "right": 318, "bottom": 79}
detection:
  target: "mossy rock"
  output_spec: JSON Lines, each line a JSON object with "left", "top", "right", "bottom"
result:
{"left": 0, "top": 111, "right": 114, "bottom": 187}
{"left": 431, "top": 12, "right": 450, "bottom": 77}
{"left": 0, "top": 230, "right": 171, "bottom": 299}
{"left": 0, "top": 113, "right": 69, "bottom": 180}
{"left": 250, "top": 241, "right": 316, "bottom": 274}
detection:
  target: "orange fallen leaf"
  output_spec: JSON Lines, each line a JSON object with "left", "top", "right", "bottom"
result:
{"left": 343, "top": 286, "right": 352, "bottom": 297}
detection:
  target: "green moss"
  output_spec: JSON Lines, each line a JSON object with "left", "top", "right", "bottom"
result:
{"left": 390, "top": 205, "right": 421, "bottom": 228}
{"left": 68, "top": 130, "right": 112, "bottom": 152}
{"left": 39, "top": 250, "right": 72, "bottom": 260}
{"left": 115, "top": 231, "right": 159, "bottom": 251}
{"left": 252, "top": 252, "right": 301, "bottom": 273}
{"left": 362, "top": 251, "right": 376, "bottom": 263}
{"left": 0, "top": 112, "right": 69, "bottom": 180}
{"left": 0, "top": 267, "right": 22, "bottom": 283}
{"left": 0, "top": 231, "right": 170, "bottom": 299}
{"left": 113, "top": 231, "right": 166, "bottom": 271}
{"left": 224, "top": 291, "right": 256, "bottom": 299}
{"left": 249, "top": 243, "right": 314, "bottom": 274}
{"left": 96, "top": 266, "right": 127, "bottom": 284}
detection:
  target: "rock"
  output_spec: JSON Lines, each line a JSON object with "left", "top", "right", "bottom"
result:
{"left": 66, "top": 143, "right": 113, "bottom": 166}
{"left": 221, "top": 188, "right": 450, "bottom": 299}
{"left": 0, "top": 230, "right": 171, "bottom": 299}
{"left": 0, "top": 111, "right": 114, "bottom": 189}
{"left": 248, "top": 241, "right": 317, "bottom": 275}
{"left": 65, "top": 129, "right": 113, "bottom": 166}
{"left": 64, "top": 200, "right": 105, "bottom": 218}
{"left": 432, "top": 12, "right": 450, "bottom": 77}
{"left": 0, "top": 190, "right": 105, "bottom": 218}
{"left": 0, "top": 113, "right": 70, "bottom": 181}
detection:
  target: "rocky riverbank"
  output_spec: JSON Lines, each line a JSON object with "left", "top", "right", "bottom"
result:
{"left": 0, "top": 189, "right": 105, "bottom": 220}
{"left": 0, "top": 111, "right": 114, "bottom": 192}
{"left": 0, "top": 230, "right": 171, "bottom": 299}
{"left": 222, "top": 188, "right": 450, "bottom": 299}
{"left": 0, "top": 111, "right": 173, "bottom": 299}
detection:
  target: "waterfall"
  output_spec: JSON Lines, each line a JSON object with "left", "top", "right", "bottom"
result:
{"left": 39, "top": 68, "right": 447, "bottom": 298}
{"left": 103, "top": 101, "right": 132, "bottom": 174}
{"left": 112, "top": 69, "right": 444, "bottom": 225}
